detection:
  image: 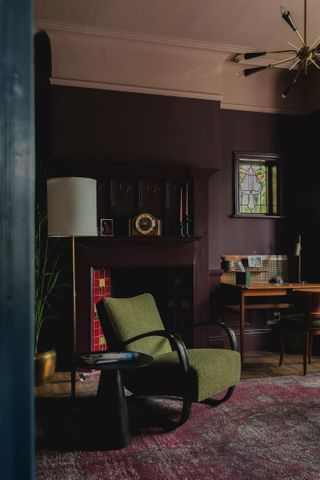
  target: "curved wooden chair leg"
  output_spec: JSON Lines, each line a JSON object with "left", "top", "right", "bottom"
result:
{"left": 129, "top": 394, "right": 192, "bottom": 431}
{"left": 152, "top": 385, "right": 236, "bottom": 430}
{"left": 202, "top": 385, "right": 236, "bottom": 407}
{"left": 156, "top": 395, "right": 192, "bottom": 431}
{"left": 171, "top": 384, "right": 237, "bottom": 428}
{"left": 175, "top": 396, "right": 192, "bottom": 428}
{"left": 279, "top": 335, "right": 285, "bottom": 366}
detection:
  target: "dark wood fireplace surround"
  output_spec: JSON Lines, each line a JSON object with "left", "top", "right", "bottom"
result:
{"left": 74, "top": 164, "right": 216, "bottom": 352}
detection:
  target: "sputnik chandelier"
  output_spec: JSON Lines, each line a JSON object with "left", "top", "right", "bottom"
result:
{"left": 235, "top": 0, "right": 320, "bottom": 98}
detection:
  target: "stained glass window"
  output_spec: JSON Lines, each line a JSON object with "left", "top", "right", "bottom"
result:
{"left": 233, "top": 153, "right": 281, "bottom": 217}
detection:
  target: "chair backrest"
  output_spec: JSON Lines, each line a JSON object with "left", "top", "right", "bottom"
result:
{"left": 299, "top": 290, "right": 320, "bottom": 329}
{"left": 96, "top": 293, "right": 172, "bottom": 357}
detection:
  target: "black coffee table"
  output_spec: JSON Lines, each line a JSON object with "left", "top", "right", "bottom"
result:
{"left": 77, "top": 352, "right": 153, "bottom": 449}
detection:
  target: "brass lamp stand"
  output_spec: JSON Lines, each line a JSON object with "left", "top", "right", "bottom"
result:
{"left": 71, "top": 235, "right": 77, "bottom": 396}
{"left": 47, "top": 177, "right": 97, "bottom": 396}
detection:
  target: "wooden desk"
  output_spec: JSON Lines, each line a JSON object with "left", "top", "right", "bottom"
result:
{"left": 221, "top": 282, "right": 320, "bottom": 363}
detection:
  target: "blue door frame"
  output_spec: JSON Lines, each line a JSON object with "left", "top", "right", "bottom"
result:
{"left": 0, "top": 0, "right": 35, "bottom": 478}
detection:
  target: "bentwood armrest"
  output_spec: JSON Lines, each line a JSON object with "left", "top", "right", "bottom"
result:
{"left": 173, "top": 321, "right": 238, "bottom": 351}
{"left": 216, "top": 322, "right": 238, "bottom": 351}
{"left": 123, "top": 329, "right": 190, "bottom": 378}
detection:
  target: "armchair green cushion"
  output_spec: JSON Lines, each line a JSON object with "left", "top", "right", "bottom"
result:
{"left": 97, "top": 293, "right": 240, "bottom": 408}
{"left": 101, "top": 293, "right": 172, "bottom": 357}
{"left": 123, "top": 348, "right": 240, "bottom": 402}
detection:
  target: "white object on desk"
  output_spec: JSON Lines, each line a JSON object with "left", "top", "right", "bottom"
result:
{"left": 236, "top": 261, "right": 246, "bottom": 272}
{"left": 248, "top": 255, "right": 263, "bottom": 268}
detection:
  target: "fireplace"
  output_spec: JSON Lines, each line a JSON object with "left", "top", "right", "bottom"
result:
{"left": 77, "top": 237, "right": 200, "bottom": 352}
{"left": 72, "top": 166, "right": 215, "bottom": 353}
{"left": 90, "top": 266, "right": 194, "bottom": 350}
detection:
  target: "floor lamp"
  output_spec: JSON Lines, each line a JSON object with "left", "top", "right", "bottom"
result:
{"left": 47, "top": 177, "right": 97, "bottom": 396}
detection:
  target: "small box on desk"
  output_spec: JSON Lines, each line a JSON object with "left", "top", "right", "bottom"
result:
{"left": 236, "top": 272, "right": 251, "bottom": 286}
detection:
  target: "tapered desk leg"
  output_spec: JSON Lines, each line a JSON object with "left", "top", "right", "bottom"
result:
{"left": 240, "top": 291, "right": 245, "bottom": 364}
{"left": 97, "top": 369, "right": 130, "bottom": 449}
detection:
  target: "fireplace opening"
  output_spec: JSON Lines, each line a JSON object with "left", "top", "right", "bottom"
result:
{"left": 91, "top": 266, "right": 194, "bottom": 349}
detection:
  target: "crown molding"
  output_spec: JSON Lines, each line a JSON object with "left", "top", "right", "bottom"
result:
{"left": 35, "top": 19, "right": 297, "bottom": 70}
{"left": 50, "top": 77, "right": 223, "bottom": 101}
{"left": 51, "top": 78, "right": 304, "bottom": 114}
{"left": 35, "top": 18, "right": 312, "bottom": 114}
{"left": 220, "top": 101, "right": 303, "bottom": 116}
{"left": 35, "top": 18, "right": 253, "bottom": 55}
{"left": 43, "top": 26, "right": 227, "bottom": 102}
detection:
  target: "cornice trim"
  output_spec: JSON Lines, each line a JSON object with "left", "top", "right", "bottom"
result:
{"left": 50, "top": 78, "right": 305, "bottom": 114}
{"left": 220, "top": 101, "right": 303, "bottom": 116}
{"left": 50, "top": 77, "right": 223, "bottom": 101}
{"left": 35, "top": 18, "right": 253, "bottom": 54}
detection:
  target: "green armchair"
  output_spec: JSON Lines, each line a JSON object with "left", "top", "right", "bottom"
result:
{"left": 96, "top": 293, "right": 241, "bottom": 427}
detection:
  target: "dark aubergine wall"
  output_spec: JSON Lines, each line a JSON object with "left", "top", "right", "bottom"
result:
{"left": 210, "top": 109, "right": 302, "bottom": 268}
{"left": 43, "top": 85, "right": 315, "bottom": 360}
{"left": 50, "top": 86, "right": 219, "bottom": 171}
{"left": 292, "top": 110, "right": 320, "bottom": 283}
{"left": 49, "top": 86, "right": 298, "bottom": 270}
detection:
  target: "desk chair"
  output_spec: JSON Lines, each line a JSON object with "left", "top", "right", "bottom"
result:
{"left": 279, "top": 290, "right": 320, "bottom": 375}
{"left": 97, "top": 293, "right": 241, "bottom": 429}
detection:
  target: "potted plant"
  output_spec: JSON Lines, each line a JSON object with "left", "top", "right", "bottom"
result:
{"left": 34, "top": 208, "right": 62, "bottom": 385}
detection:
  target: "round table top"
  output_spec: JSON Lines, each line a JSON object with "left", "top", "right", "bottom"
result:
{"left": 77, "top": 352, "right": 153, "bottom": 371}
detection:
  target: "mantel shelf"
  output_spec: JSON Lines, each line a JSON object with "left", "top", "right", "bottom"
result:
{"left": 79, "top": 236, "right": 201, "bottom": 243}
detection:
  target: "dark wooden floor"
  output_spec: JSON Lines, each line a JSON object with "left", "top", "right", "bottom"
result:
{"left": 35, "top": 351, "right": 320, "bottom": 397}
{"left": 241, "top": 351, "right": 320, "bottom": 379}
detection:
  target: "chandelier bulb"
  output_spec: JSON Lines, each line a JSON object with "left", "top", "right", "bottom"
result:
{"left": 233, "top": 54, "right": 244, "bottom": 63}
{"left": 281, "top": 7, "right": 297, "bottom": 32}
{"left": 282, "top": 82, "right": 293, "bottom": 98}
{"left": 280, "top": 5, "right": 288, "bottom": 15}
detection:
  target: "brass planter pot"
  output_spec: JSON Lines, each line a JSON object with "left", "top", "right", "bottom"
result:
{"left": 34, "top": 349, "right": 56, "bottom": 385}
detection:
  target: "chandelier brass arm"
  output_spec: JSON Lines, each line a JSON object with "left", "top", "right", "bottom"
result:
{"left": 234, "top": 49, "right": 297, "bottom": 62}
{"left": 234, "top": 0, "right": 319, "bottom": 98}
{"left": 282, "top": 62, "right": 305, "bottom": 98}
{"left": 241, "top": 55, "right": 297, "bottom": 77}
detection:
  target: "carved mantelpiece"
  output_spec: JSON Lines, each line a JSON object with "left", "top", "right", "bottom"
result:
{"left": 69, "top": 165, "right": 216, "bottom": 351}
{"left": 96, "top": 165, "right": 193, "bottom": 237}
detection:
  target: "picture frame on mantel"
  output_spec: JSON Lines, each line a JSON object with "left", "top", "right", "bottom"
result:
{"left": 100, "top": 218, "right": 114, "bottom": 236}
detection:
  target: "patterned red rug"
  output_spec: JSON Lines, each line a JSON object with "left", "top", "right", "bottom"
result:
{"left": 36, "top": 374, "right": 320, "bottom": 480}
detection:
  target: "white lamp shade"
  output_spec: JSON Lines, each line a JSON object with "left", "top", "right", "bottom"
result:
{"left": 47, "top": 177, "right": 97, "bottom": 237}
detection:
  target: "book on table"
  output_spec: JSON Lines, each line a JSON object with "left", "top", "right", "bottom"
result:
{"left": 80, "top": 352, "right": 140, "bottom": 365}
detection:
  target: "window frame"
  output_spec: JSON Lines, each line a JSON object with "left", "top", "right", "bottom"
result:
{"left": 233, "top": 151, "right": 284, "bottom": 218}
